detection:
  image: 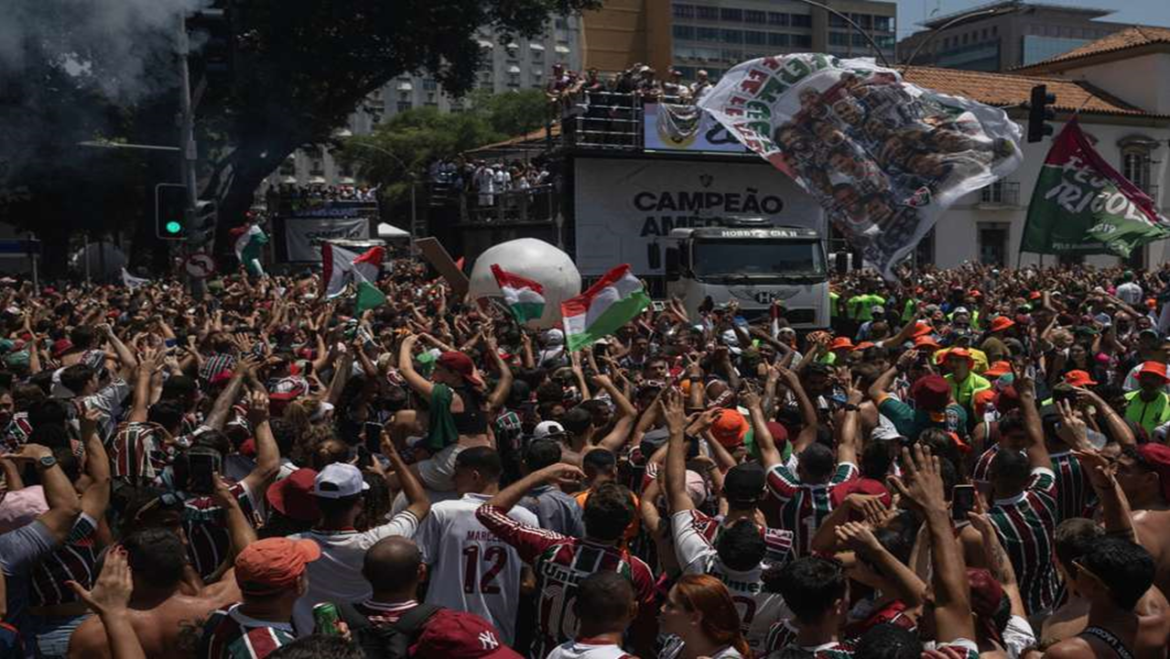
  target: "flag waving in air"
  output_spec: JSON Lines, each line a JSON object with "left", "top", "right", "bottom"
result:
{"left": 322, "top": 244, "right": 386, "bottom": 298}
{"left": 491, "top": 264, "right": 546, "bottom": 324}
{"left": 561, "top": 264, "right": 650, "bottom": 352}
{"left": 1021, "top": 117, "right": 1170, "bottom": 257}
{"left": 230, "top": 223, "right": 269, "bottom": 277}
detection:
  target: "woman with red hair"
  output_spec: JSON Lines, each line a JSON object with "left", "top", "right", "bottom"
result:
{"left": 659, "top": 573, "right": 752, "bottom": 658}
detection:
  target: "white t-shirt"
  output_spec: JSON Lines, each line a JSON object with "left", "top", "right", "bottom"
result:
{"left": 659, "top": 635, "right": 744, "bottom": 659}
{"left": 1003, "top": 614, "right": 1036, "bottom": 659}
{"left": 290, "top": 511, "right": 420, "bottom": 635}
{"left": 671, "top": 510, "right": 789, "bottom": 655}
{"left": 546, "top": 640, "right": 635, "bottom": 659}
{"left": 415, "top": 492, "right": 538, "bottom": 644}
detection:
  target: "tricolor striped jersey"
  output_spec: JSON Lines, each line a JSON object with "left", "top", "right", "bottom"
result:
{"left": 988, "top": 467, "right": 1059, "bottom": 615}
{"left": 686, "top": 509, "right": 795, "bottom": 569}
{"left": 672, "top": 510, "right": 789, "bottom": 654}
{"left": 183, "top": 482, "right": 261, "bottom": 580}
{"left": 764, "top": 630, "right": 856, "bottom": 659}
{"left": 351, "top": 599, "right": 421, "bottom": 626}
{"left": 765, "top": 462, "right": 859, "bottom": 557}
{"left": 972, "top": 444, "right": 1001, "bottom": 483}
{"left": 475, "top": 504, "right": 656, "bottom": 659}
{"left": 1050, "top": 451, "right": 1096, "bottom": 522}
{"left": 197, "top": 604, "right": 295, "bottom": 659}
{"left": 109, "top": 422, "right": 177, "bottom": 487}
{"left": 30, "top": 514, "right": 98, "bottom": 607}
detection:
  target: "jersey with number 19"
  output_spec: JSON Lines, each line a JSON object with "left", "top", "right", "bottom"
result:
{"left": 476, "top": 504, "right": 656, "bottom": 659}
{"left": 415, "top": 492, "right": 537, "bottom": 644}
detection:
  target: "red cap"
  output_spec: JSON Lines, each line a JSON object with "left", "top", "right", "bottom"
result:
{"left": 438, "top": 351, "right": 485, "bottom": 388}
{"left": 852, "top": 341, "right": 875, "bottom": 352}
{"left": 944, "top": 348, "right": 974, "bottom": 366}
{"left": 984, "top": 361, "right": 1012, "bottom": 379}
{"left": 711, "top": 409, "right": 748, "bottom": 448}
{"left": 1063, "top": 370, "right": 1098, "bottom": 387}
{"left": 829, "top": 477, "right": 891, "bottom": 510}
{"left": 968, "top": 289, "right": 983, "bottom": 299}
{"left": 990, "top": 316, "right": 1015, "bottom": 333}
{"left": 235, "top": 537, "right": 321, "bottom": 595}
{"left": 267, "top": 468, "right": 321, "bottom": 523}
{"left": 1137, "top": 443, "right": 1170, "bottom": 503}
{"left": 410, "top": 611, "right": 523, "bottom": 659}
{"left": 910, "top": 374, "right": 951, "bottom": 410}
{"left": 973, "top": 389, "right": 997, "bottom": 416}
{"left": 1139, "top": 361, "right": 1169, "bottom": 383}
{"left": 911, "top": 322, "right": 934, "bottom": 338}
{"left": 913, "top": 335, "right": 941, "bottom": 350}
{"left": 829, "top": 337, "right": 854, "bottom": 351}
{"left": 51, "top": 339, "right": 73, "bottom": 358}
{"left": 1029, "top": 291, "right": 1043, "bottom": 300}
{"left": 765, "top": 421, "right": 789, "bottom": 448}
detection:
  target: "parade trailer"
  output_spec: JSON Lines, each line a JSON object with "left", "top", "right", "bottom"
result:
{"left": 569, "top": 155, "right": 830, "bottom": 329}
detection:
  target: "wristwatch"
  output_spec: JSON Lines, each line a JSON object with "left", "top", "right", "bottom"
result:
{"left": 843, "top": 403, "right": 861, "bottom": 412}
{"left": 37, "top": 454, "right": 57, "bottom": 470}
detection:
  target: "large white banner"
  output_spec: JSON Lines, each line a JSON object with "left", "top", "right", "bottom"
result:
{"left": 284, "top": 217, "right": 370, "bottom": 261}
{"left": 643, "top": 103, "right": 748, "bottom": 153}
{"left": 573, "top": 158, "right": 823, "bottom": 276}
{"left": 698, "top": 53, "right": 1023, "bottom": 278}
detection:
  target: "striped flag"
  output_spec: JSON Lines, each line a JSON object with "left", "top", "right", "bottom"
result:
{"left": 561, "top": 264, "right": 650, "bottom": 352}
{"left": 491, "top": 264, "right": 546, "bottom": 324}
{"left": 322, "top": 243, "right": 385, "bottom": 298}
{"left": 230, "top": 224, "right": 268, "bottom": 277}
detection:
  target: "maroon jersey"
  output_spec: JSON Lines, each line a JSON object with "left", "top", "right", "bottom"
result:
{"left": 476, "top": 504, "right": 656, "bottom": 659}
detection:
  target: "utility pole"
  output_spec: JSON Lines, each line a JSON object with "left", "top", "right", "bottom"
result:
{"left": 177, "top": 14, "right": 205, "bottom": 297}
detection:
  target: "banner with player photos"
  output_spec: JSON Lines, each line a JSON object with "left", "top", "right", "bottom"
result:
{"left": 699, "top": 54, "right": 1023, "bottom": 278}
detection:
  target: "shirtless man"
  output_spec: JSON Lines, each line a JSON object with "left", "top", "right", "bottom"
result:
{"left": 67, "top": 528, "right": 241, "bottom": 659}
{"left": 1114, "top": 443, "right": 1170, "bottom": 597}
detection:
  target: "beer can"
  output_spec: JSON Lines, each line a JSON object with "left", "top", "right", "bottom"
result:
{"left": 312, "top": 602, "right": 341, "bottom": 636}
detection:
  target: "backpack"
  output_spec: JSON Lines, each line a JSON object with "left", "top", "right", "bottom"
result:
{"left": 337, "top": 601, "right": 442, "bottom": 659}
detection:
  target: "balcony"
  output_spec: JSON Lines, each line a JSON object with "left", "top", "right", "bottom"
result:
{"left": 978, "top": 181, "right": 1019, "bottom": 208}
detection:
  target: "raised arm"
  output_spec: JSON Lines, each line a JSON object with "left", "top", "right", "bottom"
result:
{"left": 382, "top": 433, "right": 430, "bottom": 521}
{"left": 12, "top": 444, "right": 81, "bottom": 543}
{"left": 68, "top": 549, "right": 145, "bottom": 659}
{"left": 78, "top": 409, "right": 111, "bottom": 521}
{"left": 100, "top": 324, "right": 139, "bottom": 380}
{"left": 1014, "top": 368, "right": 1051, "bottom": 471}
{"left": 967, "top": 498, "right": 1027, "bottom": 618}
{"left": 594, "top": 374, "right": 639, "bottom": 453}
{"left": 203, "top": 357, "right": 254, "bottom": 431}
{"left": 778, "top": 366, "right": 818, "bottom": 454}
{"left": 662, "top": 390, "right": 694, "bottom": 514}
{"left": 241, "top": 390, "right": 281, "bottom": 494}
{"left": 483, "top": 332, "right": 513, "bottom": 412}
{"left": 741, "top": 388, "right": 781, "bottom": 468}
{"left": 398, "top": 334, "right": 435, "bottom": 401}
{"left": 836, "top": 378, "right": 862, "bottom": 466}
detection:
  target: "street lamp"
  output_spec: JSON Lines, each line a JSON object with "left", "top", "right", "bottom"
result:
{"left": 343, "top": 140, "right": 419, "bottom": 249}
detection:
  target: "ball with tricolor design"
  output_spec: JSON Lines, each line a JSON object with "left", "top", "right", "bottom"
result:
{"left": 468, "top": 239, "right": 581, "bottom": 329}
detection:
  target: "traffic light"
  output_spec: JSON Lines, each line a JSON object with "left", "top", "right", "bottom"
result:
{"left": 186, "top": 8, "right": 232, "bottom": 86}
{"left": 155, "top": 183, "right": 188, "bottom": 240}
{"left": 1027, "top": 84, "right": 1056, "bottom": 143}
{"left": 187, "top": 200, "right": 218, "bottom": 246}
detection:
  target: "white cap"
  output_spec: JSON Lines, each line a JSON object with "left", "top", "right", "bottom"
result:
{"left": 533, "top": 420, "right": 566, "bottom": 439}
{"left": 313, "top": 463, "right": 370, "bottom": 499}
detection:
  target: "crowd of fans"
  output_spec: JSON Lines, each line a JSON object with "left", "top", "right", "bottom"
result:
{"left": 2, "top": 259, "right": 1170, "bottom": 659}
{"left": 269, "top": 184, "right": 379, "bottom": 202}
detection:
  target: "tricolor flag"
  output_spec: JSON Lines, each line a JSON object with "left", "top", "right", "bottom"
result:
{"left": 121, "top": 268, "right": 150, "bottom": 290}
{"left": 230, "top": 224, "right": 268, "bottom": 277}
{"left": 490, "top": 264, "right": 546, "bottom": 324}
{"left": 561, "top": 264, "right": 650, "bottom": 352}
{"left": 322, "top": 244, "right": 386, "bottom": 298}
{"left": 352, "top": 268, "right": 387, "bottom": 316}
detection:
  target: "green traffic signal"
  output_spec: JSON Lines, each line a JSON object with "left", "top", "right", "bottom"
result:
{"left": 165, "top": 221, "right": 183, "bottom": 234}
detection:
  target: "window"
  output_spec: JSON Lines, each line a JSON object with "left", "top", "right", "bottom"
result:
{"left": 744, "top": 31, "right": 767, "bottom": 46}
{"left": 745, "top": 10, "right": 766, "bottom": 23}
{"left": 673, "top": 4, "right": 695, "bottom": 19}
{"left": 721, "top": 48, "right": 742, "bottom": 62}
{"left": 791, "top": 14, "right": 812, "bottom": 28}
{"left": 768, "top": 12, "right": 789, "bottom": 26}
{"left": 279, "top": 157, "right": 295, "bottom": 176}
{"left": 673, "top": 25, "right": 695, "bottom": 40}
{"left": 829, "top": 32, "right": 849, "bottom": 46}
{"left": 696, "top": 26, "right": 720, "bottom": 41}
{"left": 554, "top": 17, "right": 569, "bottom": 29}
{"left": 852, "top": 32, "right": 868, "bottom": 47}
{"left": 793, "top": 34, "right": 812, "bottom": 47}
{"left": 992, "top": 26, "right": 998, "bottom": 35}
{"left": 396, "top": 101, "right": 411, "bottom": 112}
{"left": 768, "top": 32, "right": 790, "bottom": 47}
{"left": 722, "top": 29, "right": 743, "bottom": 43}
{"left": 422, "top": 78, "right": 437, "bottom": 91}
{"left": 874, "top": 16, "right": 892, "bottom": 31}
{"left": 1122, "top": 144, "right": 1152, "bottom": 193}
{"left": 720, "top": 8, "right": 742, "bottom": 22}
{"left": 981, "top": 28, "right": 989, "bottom": 40}
{"left": 962, "top": 33, "right": 969, "bottom": 45}
{"left": 696, "top": 6, "right": 718, "bottom": 20}
{"left": 829, "top": 14, "right": 848, "bottom": 28}
{"left": 857, "top": 13, "right": 874, "bottom": 29}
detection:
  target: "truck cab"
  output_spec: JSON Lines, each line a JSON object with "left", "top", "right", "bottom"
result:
{"left": 658, "top": 218, "right": 829, "bottom": 329}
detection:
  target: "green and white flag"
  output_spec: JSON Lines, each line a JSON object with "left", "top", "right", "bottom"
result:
{"left": 352, "top": 269, "right": 387, "bottom": 316}
{"left": 1022, "top": 117, "right": 1170, "bottom": 256}
{"left": 491, "top": 264, "right": 546, "bottom": 324}
{"left": 231, "top": 224, "right": 269, "bottom": 276}
{"left": 561, "top": 264, "right": 650, "bottom": 352}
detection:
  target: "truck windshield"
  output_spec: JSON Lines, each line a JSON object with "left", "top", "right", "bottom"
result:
{"left": 691, "top": 239, "right": 826, "bottom": 279}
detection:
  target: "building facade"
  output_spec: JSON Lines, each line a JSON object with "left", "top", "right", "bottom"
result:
{"left": 582, "top": 0, "right": 896, "bottom": 80}
{"left": 908, "top": 27, "right": 1170, "bottom": 269}
{"left": 266, "top": 16, "right": 583, "bottom": 189}
{"left": 896, "top": 1, "right": 1132, "bottom": 72}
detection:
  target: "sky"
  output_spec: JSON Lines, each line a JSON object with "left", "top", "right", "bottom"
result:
{"left": 895, "top": 0, "right": 1170, "bottom": 37}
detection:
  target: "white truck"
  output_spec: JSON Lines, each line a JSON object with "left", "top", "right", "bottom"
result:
{"left": 652, "top": 218, "right": 831, "bottom": 329}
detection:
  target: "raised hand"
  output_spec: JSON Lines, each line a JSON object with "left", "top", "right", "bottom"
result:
{"left": 68, "top": 546, "right": 133, "bottom": 616}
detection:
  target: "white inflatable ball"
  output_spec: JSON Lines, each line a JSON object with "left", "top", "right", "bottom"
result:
{"left": 468, "top": 239, "right": 581, "bottom": 329}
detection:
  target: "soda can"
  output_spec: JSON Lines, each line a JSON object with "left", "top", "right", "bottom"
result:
{"left": 312, "top": 602, "right": 341, "bottom": 636}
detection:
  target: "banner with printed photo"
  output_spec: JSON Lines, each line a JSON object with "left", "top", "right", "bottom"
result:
{"left": 643, "top": 103, "right": 748, "bottom": 153}
{"left": 698, "top": 53, "right": 1023, "bottom": 278}
{"left": 284, "top": 217, "right": 370, "bottom": 261}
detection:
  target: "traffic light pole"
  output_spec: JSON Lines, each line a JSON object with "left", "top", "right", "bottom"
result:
{"left": 177, "top": 15, "right": 206, "bottom": 297}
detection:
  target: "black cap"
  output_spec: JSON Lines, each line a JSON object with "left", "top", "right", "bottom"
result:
{"left": 724, "top": 463, "right": 766, "bottom": 506}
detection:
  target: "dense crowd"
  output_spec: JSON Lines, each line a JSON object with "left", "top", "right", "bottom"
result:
{"left": 2, "top": 260, "right": 1170, "bottom": 659}
{"left": 269, "top": 185, "right": 379, "bottom": 202}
